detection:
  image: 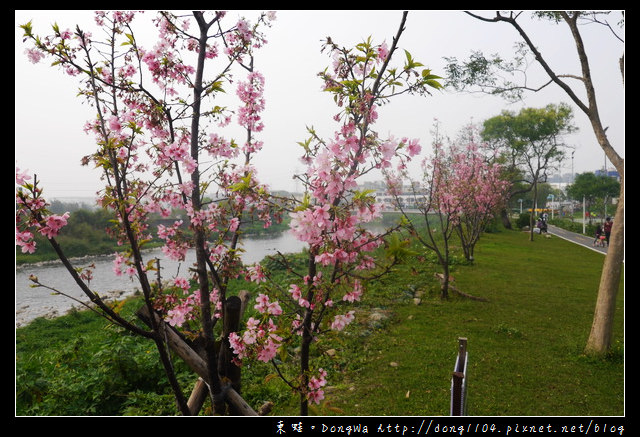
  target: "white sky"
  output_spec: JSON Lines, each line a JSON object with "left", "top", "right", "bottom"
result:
{"left": 15, "top": 10, "right": 625, "bottom": 199}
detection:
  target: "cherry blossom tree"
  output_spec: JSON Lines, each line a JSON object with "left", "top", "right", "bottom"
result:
{"left": 226, "top": 11, "right": 443, "bottom": 415}
{"left": 390, "top": 120, "right": 510, "bottom": 298}
{"left": 17, "top": 10, "right": 276, "bottom": 415}
{"left": 450, "top": 124, "right": 512, "bottom": 261}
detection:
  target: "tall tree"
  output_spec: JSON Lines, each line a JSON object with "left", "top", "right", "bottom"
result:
{"left": 482, "top": 103, "right": 576, "bottom": 241}
{"left": 567, "top": 172, "right": 620, "bottom": 220}
{"left": 445, "top": 11, "right": 624, "bottom": 355}
{"left": 227, "top": 11, "right": 443, "bottom": 415}
{"left": 17, "top": 11, "right": 276, "bottom": 415}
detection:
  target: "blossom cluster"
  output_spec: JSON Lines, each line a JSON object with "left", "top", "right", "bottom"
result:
{"left": 427, "top": 140, "right": 510, "bottom": 224}
{"left": 225, "top": 34, "right": 435, "bottom": 411}
{"left": 15, "top": 167, "right": 70, "bottom": 253}
{"left": 236, "top": 71, "right": 266, "bottom": 133}
{"left": 223, "top": 12, "right": 276, "bottom": 62}
{"left": 307, "top": 368, "right": 327, "bottom": 404}
{"left": 19, "top": 9, "right": 275, "bottom": 313}
{"left": 228, "top": 293, "right": 283, "bottom": 363}
{"left": 140, "top": 14, "right": 196, "bottom": 95}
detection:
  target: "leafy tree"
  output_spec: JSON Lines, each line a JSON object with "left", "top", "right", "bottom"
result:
{"left": 444, "top": 10, "right": 624, "bottom": 356}
{"left": 567, "top": 172, "right": 620, "bottom": 218}
{"left": 482, "top": 103, "right": 576, "bottom": 240}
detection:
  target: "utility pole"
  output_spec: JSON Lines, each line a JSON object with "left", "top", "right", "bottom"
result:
{"left": 583, "top": 195, "right": 586, "bottom": 234}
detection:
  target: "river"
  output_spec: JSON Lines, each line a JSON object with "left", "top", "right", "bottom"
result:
{"left": 15, "top": 231, "right": 306, "bottom": 327}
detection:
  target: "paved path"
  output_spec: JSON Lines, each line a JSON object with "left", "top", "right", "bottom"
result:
{"left": 547, "top": 224, "right": 608, "bottom": 255}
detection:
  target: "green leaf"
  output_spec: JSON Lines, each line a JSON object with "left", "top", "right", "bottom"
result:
{"left": 121, "top": 33, "right": 135, "bottom": 47}
{"left": 145, "top": 259, "right": 158, "bottom": 272}
{"left": 297, "top": 137, "right": 312, "bottom": 153}
{"left": 419, "top": 69, "right": 443, "bottom": 90}
{"left": 208, "top": 80, "right": 225, "bottom": 94}
{"left": 20, "top": 21, "right": 33, "bottom": 37}
{"left": 230, "top": 173, "right": 253, "bottom": 192}
{"left": 353, "top": 189, "right": 376, "bottom": 202}
{"left": 385, "top": 233, "right": 418, "bottom": 261}
{"left": 404, "top": 50, "right": 424, "bottom": 70}
{"left": 294, "top": 193, "right": 312, "bottom": 212}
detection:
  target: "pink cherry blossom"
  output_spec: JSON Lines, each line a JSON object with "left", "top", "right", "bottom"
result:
{"left": 254, "top": 293, "right": 282, "bottom": 315}
{"left": 16, "top": 230, "right": 36, "bottom": 253}
{"left": 173, "top": 277, "right": 190, "bottom": 292}
{"left": 307, "top": 389, "right": 324, "bottom": 405}
{"left": 308, "top": 368, "right": 327, "bottom": 391}
{"left": 229, "top": 217, "right": 240, "bottom": 232}
{"left": 331, "top": 311, "right": 355, "bottom": 331}
{"left": 166, "top": 304, "right": 190, "bottom": 327}
{"left": 307, "top": 367, "right": 327, "bottom": 404}
{"left": 16, "top": 167, "right": 31, "bottom": 185}
{"left": 246, "top": 263, "right": 267, "bottom": 283}
{"left": 25, "top": 48, "right": 44, "bottom": 64}
{"left": 38, "top": 212, "right": 70, "bottom": 239}
{"left": 256, "top": 337, "right": 279, "bottom": 362}
{"left": 377, "top": 42, "right": 389, "bottom": 62}
{"left": 343, "top": 280, "right": 363, "bottom": 302}
{"left": 229, "top": 332, "right": 246, "bottom": 359}
{"left": 108, "top": 115, "right": 122, "bottom": 133}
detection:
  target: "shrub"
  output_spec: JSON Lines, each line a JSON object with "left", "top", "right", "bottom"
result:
{"left": 516, "top": 212, "right": 531, "bottom": 229}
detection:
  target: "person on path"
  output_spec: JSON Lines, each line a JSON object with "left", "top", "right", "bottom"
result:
{"left": 603, "top": 217, "right": 613, "bottom": 247}
{"left": 539, "top": 214, "right": 548, "bottom": 233}
{"left": 594, "top": 224, "right": 603, "bottom": 246}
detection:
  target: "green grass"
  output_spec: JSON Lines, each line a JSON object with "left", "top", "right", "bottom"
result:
{"left": 16, "top": 297, "right": 193, "bottom": 415}
{"left": 15, "top": 228, "right": 624, "bottom": 416}
{"left": 312, "top": 230, "right": 624, "bottom": 416}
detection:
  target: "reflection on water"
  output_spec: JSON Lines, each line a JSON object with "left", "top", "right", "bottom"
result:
{"left": 15, "top": 231, "right": 305, "bottom": 327}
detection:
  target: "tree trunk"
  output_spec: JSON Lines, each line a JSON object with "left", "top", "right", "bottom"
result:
{"left": 500, "top": 208, "right": 512, "bottom": 229}
{"left": 529, "top": 179, "right": 538, "bottom": 242}
{"left": 136, "top": 305, "right": 259, "bottom": 415}
{"left": 441, "top": 259, "right": 450, "bottom": 299}
{"left": 299, "top": 250, "right": 317, "bottom": 416}
{"left": 584, "top": 176, "right": 624, "bottom": 355}
{"left": 218, "top": 296, "right": 243, "bottom": 393}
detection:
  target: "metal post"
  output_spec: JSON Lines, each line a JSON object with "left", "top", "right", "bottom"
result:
{"left": 450, "top": 337, "right": 468, "bottom": 416}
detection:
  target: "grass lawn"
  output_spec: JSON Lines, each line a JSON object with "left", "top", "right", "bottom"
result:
{"left": 16, "top": 228, "right": 624, "bottom": 416}
{"left": 312, "top": 229, "right": 624, "bottom": 416}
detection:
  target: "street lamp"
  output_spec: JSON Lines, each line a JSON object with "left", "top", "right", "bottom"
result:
{"left": 546, "top": 194, "right": 555, "bottom": 219}
{"left": 518, "top": 199, "right": 523, "bottom": 214}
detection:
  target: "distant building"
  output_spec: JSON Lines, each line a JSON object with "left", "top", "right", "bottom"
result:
{"left": 357, "top": 180, "right": 426, "bottom": 212}
{"left": 594, "top": 169, "right": 620, "bottom": 180}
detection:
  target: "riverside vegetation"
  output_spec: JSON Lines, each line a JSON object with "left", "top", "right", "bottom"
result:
{"left": 15, "top": 219, "right": 624, "bottom": 416}
{"left": 15, "top": 203, "right": 291, "bottom": 265}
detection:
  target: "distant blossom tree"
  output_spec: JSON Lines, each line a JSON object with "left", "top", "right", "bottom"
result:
{"left": 450, "top": 124, "right": 512, "bottom": 262}
{"left": 389, "top": 120, "right": 511, "bottom": 298}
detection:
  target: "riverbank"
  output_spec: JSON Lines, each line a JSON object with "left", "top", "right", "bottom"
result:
{"left": 15, "top": 288, "right": 132, "bottom": 328}
{"left": 16, "top": 230, "right": 306, "bottom": 327}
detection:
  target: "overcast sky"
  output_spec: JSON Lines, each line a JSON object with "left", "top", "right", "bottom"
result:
{"left": 15, "top": 10, "right": 625, "bottom": 199}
